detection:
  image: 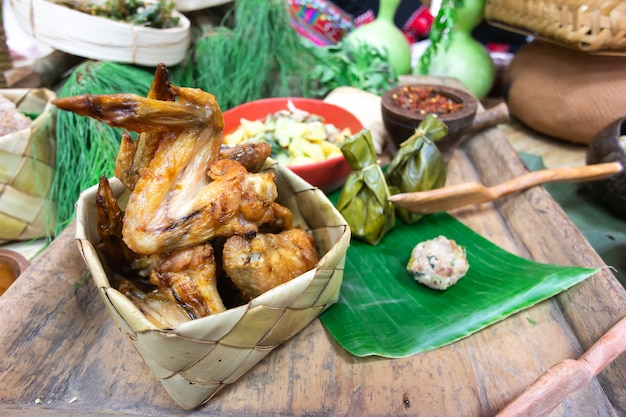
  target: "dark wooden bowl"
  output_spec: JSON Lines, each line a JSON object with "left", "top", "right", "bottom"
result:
{"left": 381, "top": 84, "right": 478, "bottom": 150}
{"left": 586, "top": 115, "right": 626, "bottom": 216}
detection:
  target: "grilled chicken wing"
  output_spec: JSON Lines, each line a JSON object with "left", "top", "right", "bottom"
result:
{"left": 222, "top": 229, "right": 319, "bottom": 300}
{"left": 95, "top": 175, "right": 141, "bottom": 274}
{"left": 54, "top": 85, "right": 283, "bottom": 255}
{"left": 149, "top": 243, "right": 226, "bottom": 319}
{"left": 115, "top": 63, "right": 176, "bottom": 190}
{"left": 119, "top": 278, "right": 192, "bottom": 328}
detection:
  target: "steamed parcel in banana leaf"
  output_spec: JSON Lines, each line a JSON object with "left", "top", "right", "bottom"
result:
{"left": 385, "top": 114, "right": 448, "bottom": 224}
{"left": 336, "top": 130, "right": 394, "bottom": 245}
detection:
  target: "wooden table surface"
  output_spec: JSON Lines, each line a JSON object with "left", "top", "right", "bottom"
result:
{"left": 1, "top": 84, "right": 625, "bottom": 417}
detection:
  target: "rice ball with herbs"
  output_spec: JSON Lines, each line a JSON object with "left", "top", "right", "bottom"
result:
{"left": 407, "top": 235, "right": 469, "bottom": 290}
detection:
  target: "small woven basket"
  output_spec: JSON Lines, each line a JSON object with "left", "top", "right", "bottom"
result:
{"left": 0, "top": 88, "right": 56, "bottom": 243}
{"left": 8, "top": 0, "right": 191, "bottom": 66}
{"left": 172, "top": 0, "right": 231, "bottom": 12}
{"left": 484, "top": 0, "right": 626, "bottom": 53}
{"left": 75, "top": 161, "right": 350, "bottom": 409}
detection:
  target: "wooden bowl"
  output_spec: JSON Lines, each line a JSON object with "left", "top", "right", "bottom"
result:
{"left": 223, "top": 97, "right": 363, "bottom": 193}
{"left": 586, "top": 115, "right": 626, "bottom": 216}
{"left": 381, "top": 84, "right": 478, "bottom": 149}
{"left": 0, "top": 249, "right": 29, "bottom": 296}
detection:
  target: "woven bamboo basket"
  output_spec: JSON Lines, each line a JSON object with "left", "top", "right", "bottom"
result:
{"left": 75, "top": 161, "right": 350, "bottom": 409}
{"left": 484, "top": 0, "right": 626, "bottom": 53}
{"left": 172, "top": 0, "right": 231, "bottom": 12}
{"left": 8, "top": 0, "right": 191, "bottom": 66}
{"left": 0, "top": 88, "right": 56, "bottom": 243}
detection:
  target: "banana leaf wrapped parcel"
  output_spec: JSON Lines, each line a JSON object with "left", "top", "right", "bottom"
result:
{"left": 385, "top": 114, "right": 448, "bottom": 224}
{"left": 336, "top": 129, "right": 394, "bottom": 245}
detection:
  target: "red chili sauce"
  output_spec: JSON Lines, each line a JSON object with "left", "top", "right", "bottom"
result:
{"left": 392, "top": 86, "right": 464, "bottom": 115}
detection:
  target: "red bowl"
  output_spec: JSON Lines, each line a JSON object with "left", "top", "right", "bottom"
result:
{"left": 222, "top": 97, "right": 363, "bottom": 193}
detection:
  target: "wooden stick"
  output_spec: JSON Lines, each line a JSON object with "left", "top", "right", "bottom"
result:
{"left": 497, "top": 315, "right": 626, "bottom": 417}
{"left": 389, "top": 162, "right": 623, "bottom": 214}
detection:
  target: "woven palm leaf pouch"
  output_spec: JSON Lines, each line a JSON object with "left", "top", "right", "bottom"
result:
{"left": 0, "top": 88, "right": 56, "bottom": 242}
{"left": 75, "top": 161, "right": 350, "bottom": 409}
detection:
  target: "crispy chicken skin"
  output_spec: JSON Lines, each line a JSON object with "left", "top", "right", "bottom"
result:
{"left": 150, "top": 243, "right": 226, "bottom": 318}
{"left": 220, "top": 142, "right": 271, "bottom": 173}
{"left": 223, "top": 229, "right": 319, "bottom": 300}
{"left": 54, "top": 84, "right": 283, "bottom": 255}
{"left": 95, "top": 175, "right": 139, "bottom": 274}
{"left": 115, "top": 64, "right": 176, "bottom": 191}
{"left": 119, "top": 278, "right": 193, "bottom": 328}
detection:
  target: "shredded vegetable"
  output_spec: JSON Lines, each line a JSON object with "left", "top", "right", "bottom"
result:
{"left": 224, "top": 101, "right": 351, "bottom": 166}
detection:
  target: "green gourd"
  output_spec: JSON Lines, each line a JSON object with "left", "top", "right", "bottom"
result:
{"left": 416, "top": 0, "right": 495, "bottom": 99}
{"left": 344, "top": 0, "right": 411, "bottom": 76}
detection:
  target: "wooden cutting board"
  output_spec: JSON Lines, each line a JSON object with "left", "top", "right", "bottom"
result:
{"left": 1, "top": 83, "right": 625, "bottom": 417}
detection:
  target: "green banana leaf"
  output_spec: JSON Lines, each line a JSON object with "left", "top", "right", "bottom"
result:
{"left": 336, "top": 130, "right": 395, "bottom": 245}
{"left": 319, "top": 211, "right": 598, "bottom": 358}
{"left": 385, "top": 115, "right": 448, "bottom": 224}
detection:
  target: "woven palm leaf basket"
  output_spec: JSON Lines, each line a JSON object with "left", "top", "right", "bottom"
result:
{"left": 8, "top": 0, "right": 191, "bottom": 66}
{"left": 172, "top": 0, "right": 231, "bottom": 12}
{"left": 75, "top": 161, "right": 350, "bottom": 409}
{"left": 484, "top": 0, "right": 626, "bottom": 53}
{"left": 0, "top": 88, "right": 56, "bottom": 243}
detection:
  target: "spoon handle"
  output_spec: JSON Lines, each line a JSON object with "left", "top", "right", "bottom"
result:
{"left": 489, "top": 162, "right": 623, "bottom": 199}
{"left": 496, "top": 314, "right": 626, "bottom": 417}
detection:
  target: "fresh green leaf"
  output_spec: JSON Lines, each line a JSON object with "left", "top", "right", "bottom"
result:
{"left": 320, "top": 211, "right": 598, "bottom": 358}
{"left": 303, "top": 40, "right": 398, "bottom": 97}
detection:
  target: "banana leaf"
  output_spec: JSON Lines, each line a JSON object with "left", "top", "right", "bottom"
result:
{"left": 385, "top": 114, "right": 448, "bottom": 224}
{"left": 319, "top": 211, "right": 598, "bottom": 358}
{"left": 336, "top": 130, "right": 395, "bottom": 245}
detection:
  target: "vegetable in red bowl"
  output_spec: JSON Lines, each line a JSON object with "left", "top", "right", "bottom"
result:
{"left": 223, "top": 97, "right": 363, "bottom": 193}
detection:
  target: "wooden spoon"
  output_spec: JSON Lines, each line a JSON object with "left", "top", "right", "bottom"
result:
{"left": 496, "top": 314, "right": 626, "bottom": 417}
{"left": 388, "top": 162, "right": 623, "bottom": 214}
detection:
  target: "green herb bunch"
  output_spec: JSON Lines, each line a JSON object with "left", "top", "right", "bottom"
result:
{"left": 173, "top": 0, "right": 313, "bottom": 111}
{"left": 419, "top": 0, "right": 464, "bottom": 74}
{"left": 304, "top": 39, "right": 398, "bottom": 97}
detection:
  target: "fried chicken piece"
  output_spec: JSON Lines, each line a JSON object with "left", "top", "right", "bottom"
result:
{"left": 222, "top": 229, "right": 319, "bottom": 300}
{"left": 127, "top": 158, "right": 279, "bottom": 254}
{"left": 220, "top": 142, "right": 271, "bottom": 173}
{"left": 149, "top": 243, "right": 226, "bottom": 319}
{"left": 119, "top": 278, "right": 192, "bottom": 328}
{"left": 54, "top": 85, "right": 285, "bottom": 255}
{"left": 95, "top": 175, "right": 140, "bottom": 274}
{"left": 115, "top": 63, "right": 176, "bottom": 190}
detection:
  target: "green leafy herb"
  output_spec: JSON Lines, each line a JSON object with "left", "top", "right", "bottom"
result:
{"left": 172, "top": 0, "right": 313, "bottom": 110}
{"left": 304, "top": 39, "right": 398, "bottom": 97}
{"left": 419, "top": 0, "right": 464, "bottom": 74}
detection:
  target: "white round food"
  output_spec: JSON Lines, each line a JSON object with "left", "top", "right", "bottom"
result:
{"left": 406, "top": 235, "right": 469, "bottom": 290}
